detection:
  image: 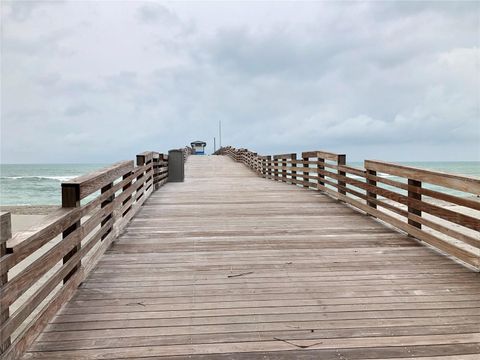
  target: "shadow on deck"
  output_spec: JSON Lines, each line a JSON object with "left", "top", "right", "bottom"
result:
{"left": 23, "top": 156, "right": 480, "bottom": 359}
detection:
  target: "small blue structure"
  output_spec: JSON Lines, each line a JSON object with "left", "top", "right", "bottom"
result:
{"left": 191, "top": 141, "right": 207, "bottom": 155}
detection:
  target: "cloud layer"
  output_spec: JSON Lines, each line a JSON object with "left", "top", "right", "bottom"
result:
{"left": 1, "top": 1, "right": 479, "bottom": 163}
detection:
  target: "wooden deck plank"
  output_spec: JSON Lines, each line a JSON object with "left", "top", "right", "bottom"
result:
{"left": 23, "top": 156, "right": 480, "bottom": 359}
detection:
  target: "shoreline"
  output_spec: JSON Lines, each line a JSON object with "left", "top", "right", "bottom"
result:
{"left": 0, "top": 205, "right": 58, "bottom": 215}
{"left": 0, "top": 205, "right": 57, "bottom": 233}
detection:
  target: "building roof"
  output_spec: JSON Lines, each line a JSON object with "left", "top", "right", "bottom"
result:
{"left": 191, "top": 141, "right": 207, "bottom": 146}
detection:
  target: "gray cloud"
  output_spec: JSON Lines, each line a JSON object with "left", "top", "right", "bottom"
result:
{"left": 136, "top": 3, "right": 179, "bottom": 25}
{"left": 1, "top": 1, "right": 479, "bottom": 163}
{"left": 64, "top": 104, "right": 94, "bottom": 117}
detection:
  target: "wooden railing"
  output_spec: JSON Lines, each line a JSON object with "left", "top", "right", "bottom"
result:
{"left": 217, "top": 146, "right": 480, "bottom": 270}
{"left": 182, "top": 146, "right": 193, "bottom": 161}
{"left": 153, "top": 152, "right": 169, "bottom": 190}
{"left": 0, "top": 148, "right": 190, "bottom": 359}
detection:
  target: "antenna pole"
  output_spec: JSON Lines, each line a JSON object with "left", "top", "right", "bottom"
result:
{"left": 214, "top": 137, "right": 216, "bottom": 153}
{"left": 219, "top": 120, "right": 222, "bottom": 149}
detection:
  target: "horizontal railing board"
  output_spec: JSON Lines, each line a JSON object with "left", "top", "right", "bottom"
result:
{"left": 309, "top": 167, "right": 479, "bottom": 231}
{"left": 272, "top": 153, "right": 296, "bottom": 160}
{"left": 315, "top": 182, "right": 479, "bottom": 268}
{"left": 0, "top": 218, "right": 114, "bottom": 342}
{"left": 62, "top": 161, "right": 134, "bottom": 202}
{"left": 302, "top": 150, "right": 345, "bottom": 161}
{"left": 365, "top": 160, "right": 480, "bottom": 194}
{"left": 366, "top": 173, "right": 480, "bottom": 211}
{"left": 3, "top": 166, "right": 147, "bottom": 272}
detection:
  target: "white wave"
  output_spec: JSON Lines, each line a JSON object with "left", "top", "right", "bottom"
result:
{"left": 377, "top": 172, "right": 397, "bottom": 178}
{"left": 346, "top": 175, "right": 365, "bottom": 180}
{"left": 0, "top": 175, "right": 79, "bottom": 181}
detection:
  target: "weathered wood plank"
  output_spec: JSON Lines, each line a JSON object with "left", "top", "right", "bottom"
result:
{"left": 62, "top": 160, "right": 134, "bottom": 201}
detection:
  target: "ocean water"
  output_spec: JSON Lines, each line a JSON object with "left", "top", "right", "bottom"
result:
{"left": 0, "top": 162, "right": 478, "bottom": 205}
{"left": 0, "top": 164, "right": 107, "bottom": 205}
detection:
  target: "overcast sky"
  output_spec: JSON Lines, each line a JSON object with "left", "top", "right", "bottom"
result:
{"left": 1, "top": 1, "right": 479, "bottom": 163}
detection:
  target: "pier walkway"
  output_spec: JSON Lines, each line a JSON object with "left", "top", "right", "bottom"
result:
{"left": 22, "top": 156, "right": 480, "bottom": 359}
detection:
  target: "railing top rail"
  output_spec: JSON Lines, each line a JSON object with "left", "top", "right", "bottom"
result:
{"left": 365, "top": 160, "right": 480, "bottom": 194}
{"left": 273, "top": 153, "right": 296, "bottom": 160}
{"left": 301, "top": 150, "right": 345, "bottom": 161}
{"left": 61, "top": 160, "right": 134, "bottom": 202}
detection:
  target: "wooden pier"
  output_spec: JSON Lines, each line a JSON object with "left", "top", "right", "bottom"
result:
{"left": 1, "top": 148, "right": 479, "bottom": 359}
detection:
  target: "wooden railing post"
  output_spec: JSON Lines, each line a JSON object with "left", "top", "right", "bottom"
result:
{"left": 161, "top": 153, "right": 169, "bottom": 186}
{"left": 121, "top": 170, "right": 133, "bottom": 217}
{"left": 136, "top": 152, "right": 154, "bottom": 196}
{"left": 61, "top": 184, "right": 81, "bottom": 284}
{"left": 318, "top": 157, "right": 325, "bottom": 187}
{"left": 338, "top": 154, "right": 346, "bottom": 195}
{"left": 100, "top": 182, "right": 114, "bottom": 240}
{"left": 0, "top": 212, "right": 12, "bottom": 353}
{"left": 273, "top": 157, "right": 279, "bottom": 181}
{"left": 366, "top": 169, "right": 377, "bottom": 210}
{"left": 291, "top": 154, "right": 297, "bottom": 183}
{"left": 302, "top": 155, "right": 309, "bottom": 188}
{"left": 281, "top": 157, "right": 287, "bottom": 182}
{"left": 135, "top": 154, "right": 147, "bottom": 201}
{"left": 408, "top": 179, "right": 422, "bottom": 231}
{"left": 267, "top": 156, "right": 272, "bottom": 179}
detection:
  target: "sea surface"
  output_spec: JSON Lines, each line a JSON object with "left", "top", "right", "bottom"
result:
{"left": 0, "top": 164, "right": 107, "bottom": 205}
{"left": 0, "top": 161, "right": 479, "bottom": 205}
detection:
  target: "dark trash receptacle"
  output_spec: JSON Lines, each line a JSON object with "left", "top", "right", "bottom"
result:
{"left": 168, "top": 149, "right": 184, "bottom": 182}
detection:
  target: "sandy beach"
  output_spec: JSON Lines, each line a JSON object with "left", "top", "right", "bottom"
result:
{"left": 0, "top": 205, "right": 57, "bottom": 233}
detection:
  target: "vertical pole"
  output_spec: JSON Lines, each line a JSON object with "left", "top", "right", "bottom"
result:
{"left": 273, "top": 156, "right": 278, "bottom": 181}
{"left": 267, "top": 156, "right": 272, "bottom": 179}
{"left": 100, "top": 183, "right": 114, "bottom": 240}
{"left": 162, "top": 153, "right": 169, "bottom": 185}
{"left": 366, "top": 169, "right": 377, "bottom": 210}
{"left": 302, "top": 155, "right": 309, "bottom": 188}
{"left": 318, "top": 157, "right": 325, "bottom": 187}
{"left": 219, "top": 120, "right": 222, "bottom": 148}
{"left": 0, "top": 212, "right": 12, "bottom": 352}
{"left": 214, "top": 137, "right": 216, "bottom": 153}
{"left": 121, "top": 170, "right": 133, "bottom": 217}
{"left": 408, "top": 179, "right": 422, "bottom": 231}
{"left": 136, "top": 154, "right": 146, "bottom": 200}
{"left": 281, "top": 157, "right": 287, "bottom": 182}
{"left": 61, "top": 184, "right": 81, "bottom": 284}
{"left": 338, "top": 154, "right": 346, "bottom": 195}
{"left": 290, "top": 154, "right": 297, "bottom": 184}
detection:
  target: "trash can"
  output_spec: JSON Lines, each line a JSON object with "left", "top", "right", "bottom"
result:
{"left": 168, "top": 149, "right": 184, "bottom": 182}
